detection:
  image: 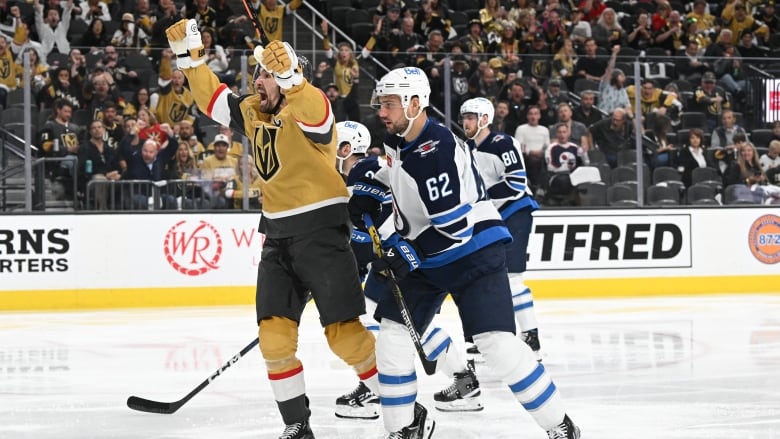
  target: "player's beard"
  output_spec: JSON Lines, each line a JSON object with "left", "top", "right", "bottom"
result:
{"left": 386, "top": 117, "right": 409, "bottom": 136}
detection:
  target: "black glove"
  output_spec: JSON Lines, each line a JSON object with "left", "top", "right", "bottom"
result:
{"left": 373, "top": 239, "right": 421, "bottom": 280}
{"left": 348, "top": 179, "right": 387, "bottom": 230}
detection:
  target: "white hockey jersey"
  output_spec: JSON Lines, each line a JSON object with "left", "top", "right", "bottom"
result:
{"left": 374, "top": 119, "right": 510, "bottom": 268}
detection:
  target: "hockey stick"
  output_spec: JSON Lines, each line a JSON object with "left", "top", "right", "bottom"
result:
{"left": 364, "top": 214, "right": 437, "bottom": 376}
{"left": 127, "top": 338, "right": 259, "bottom": 414}
{"left": 239, "top": 0, "right": 270, "bottom": 45}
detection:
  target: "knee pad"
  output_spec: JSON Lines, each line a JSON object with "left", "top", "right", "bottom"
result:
{"left": 325, "top": 318, "right": 376, "bottom": 373}
{"left": 473, "top": 331, "right": 537, "bottom": 378}
{"left": 259, "top": 316, "right": 300, "bottom": 372}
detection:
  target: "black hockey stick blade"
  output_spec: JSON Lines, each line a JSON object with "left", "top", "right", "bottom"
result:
{"left": 365, "top": 215, "right": 437, "bottom": 375}
{"left": 127, "top": 338, "right": 260, "bottom": 414}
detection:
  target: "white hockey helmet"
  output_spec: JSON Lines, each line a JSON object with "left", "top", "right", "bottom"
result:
{"left": 336, "top": 121, "right": 371, "bottom": 174}
{"left": 371, "top": 66, "right": 431, "bottom": 110}
{"left": 459, "top": 97, "right": 495, "bottom": 125}
{"left": 336, "top": 121, "right": 371, "bottom": 155}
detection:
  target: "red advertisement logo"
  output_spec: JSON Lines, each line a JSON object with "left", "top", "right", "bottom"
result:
{"left": 163, "top": 220, "right": 223, "bottom": 275}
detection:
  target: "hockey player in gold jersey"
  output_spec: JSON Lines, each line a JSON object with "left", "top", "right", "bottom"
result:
{"left": 166, "top": 19, "right": 379, "bottom": 439}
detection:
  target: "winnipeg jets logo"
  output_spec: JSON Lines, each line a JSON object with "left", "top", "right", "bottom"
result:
{"left": 414, "top": 140, "right": 439, "bottom": 156}
{"left": 491, "top": 134, "right": 505, "bottom": 143}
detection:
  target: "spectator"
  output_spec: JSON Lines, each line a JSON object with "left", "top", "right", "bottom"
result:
{"left": 102, "top": 101, "right": 124, "bottom": 150}
{"left": 494, "top": 20, "right": 522, "bottom": 74}
{"left": 626, "top": 78, "right": 680, "bottom": 123}
{"left": 592, "top": 7, "right": 624, "bottom": 48}
{"left": 38, "top": 99, "right": 82, "bottom": 181}
{"left": 598, "top": 44, "right": 632, "bottom": 117}
{"left": 468, "top": 60, "right": 502, "bottom": 104}
{"left": 652, "top": 9, "right": 684, "bottom": 55}
{"left": 686, "top": 0, "right": 717, "bottom": 37}
{"left": 551, "top": 101, "right": 590, "bottom": 152}
{"left": 567, "top": 7, "right": 592, "bottom": 48}
{"left": 165, "top": 141, "right": 204, "bottom": 209}
{"left": 492, "top": 99, "right": 510, "bottom": 133}
{"left": 200, "top": 133, "right": 237, "bottom": 209}
{"left": 462, "top": 19, "right": 488, "bottom": 54}
{"left": 712, "top": 42, "right": 746, "bottom": 100}
{"left": 186, "top": 0, "right": 217, "bottom": 30}
{"left": 514, "top": 105, "right": 550, "bottom": 192}
{"left": 10, "top": 22, "right": 44, "bottom": 64}
{"left": 675, "top": 127, "right": 717, "bottom": 187}
{"left": 575, "top": 38, "right": 607, "bottom": 82}
{"left": 205, "top": 125, "right": 243, "bottom": 159}
{"left": 759, "top": 140, "right": 780, "bottom": 175}
{"left": 578, "top": 0, "right": 606, "bottom": 24}
{"left": 479, "top": 0, "right": 507, "bottom": 33}
{"left": 176, "top": 118, "right": 206, "bottom": 160}
{"left": 737, "top": 30, "right": 768, "bottom": 66}
{"left": 76, "top": 0, "right": 109, "bottom": 24}
{"left": 320, "top": 82, "right": 349, "bottom": 123}
{"left": 151, "top": 50, "right": 196, "bottom": 128}
{"left": 224, "top": 155, "right": 263, "bottom": 209}
{"left": 361, "top": 3, "right": 403, "bottom": 67}
{"left": 83, "top": 71, "right": 121, "bottom": 122}
{"left": 99, "top": 45, "right": 144, "bottom": 93}
{"left": 122, "top": 86, "right": 151, "bottom": 119}
{"left": 67, "top": 48, "right": 87, "bottom": 86}
{"left": 389, "top": 16, "right": 424, "bottom": 67}
{"left": 626, "top": 13, "right": 653, "bottom": 51}
{"left": 111, "top": 12, "right": 151, "bottom": 51}
{"left": 320, "top": 22, "right": 361, "bottom": 122}
{"left": 413, "top": 0, "right": 450, "bottom": 39}
{"left": 711, "top": 109, "right": 747, "bottom": 150}
{"left": 78, "top": 119, "right": 122, "bottom": 209}
{"left": 681, "top": 17, "right": 712, "bottom": 52}
{"left": 754, "top": 1, "right": 779, "bottom": 33}
{"left": 692, "top": 71, "right": 730, "bottom": 131}
{"left": 677, "top": 40, "right": 710, "bottom": 83}
{"left": 589, "top": 107, "right": 633, "bottom": 168}
{"left": 374, "top": 0, "right": 410, "bottom": 24}
{"left": 572, "top": 89, "right": 603, "bottom": 127}
{"left": 521, "top": 32, "right": 552, "bottom": 83}
{"left": 33, "top": 0, "right": 73, "bottom": 57}
{"left": 772, "top": 120, "right": 780, "bottom": 142}
{"left": 539, "top": 7, "right": 568, "bottom": 46}
{"left": 0, "top": 34, "right": 21, "bottom": 108}
{"left": 723, "top": 2, "right": 769, "bottom": 45}
{"left": 80, "top": 17, "right": 111, "bottom": 49}
{"left": 546, "top": 123, "right": 583, "bottom": 174}
{"left": 37, "top": 65, "right": 83, "bottom": 110}
{"left": 552, "top": 37, "right": 576, "bottom": 90}
{"left": 723, "top": 137, "right": 766, "bottom": 188}
{"left": 122, "top": 134, "right": 178, "bottom": 210}
{"left": 255, "top": 0, "right": 301, "bottom": 43}
{"left": 645, "top": 113, "right": 677, "bottom": 169}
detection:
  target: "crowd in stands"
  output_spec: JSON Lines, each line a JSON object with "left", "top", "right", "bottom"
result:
{"left": 2, "top": 0, "right": 780, "bottom": 209}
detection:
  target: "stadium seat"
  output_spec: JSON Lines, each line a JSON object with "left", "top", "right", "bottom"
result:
{"left": 685, "top": 183, "right": 718, "bottom": 205}
{"left": 691, "top": 167, "right": 723, "bottom": 191}
{"left": 607, "top": 183, "right": 639, "bottom": 207}
{"left": 577, "top": 182, "right": 608, "bottom": 206}
{"left": 652, "top": 166, "right": 685, "bottom": 193}
{"left": 749, "top": 129, "right": 773, "bottom": 149}
{"left": 724, "top": 184, "right": 759, "bottom": 205}
{"left": 646, "top": 184, "right": 680, "bottom": 206}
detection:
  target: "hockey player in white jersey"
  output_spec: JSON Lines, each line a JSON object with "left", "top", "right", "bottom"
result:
{"left": 334, "top": 121, "right": 483, "bottom": 418}
{"left": 348, "top": 67, "right": 581, "bottom": 439}
{"left": 459, "top": 97, "right": 544, "bottom": 361}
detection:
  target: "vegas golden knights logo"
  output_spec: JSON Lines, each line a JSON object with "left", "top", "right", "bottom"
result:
{"left": 253, "top": 125, "right": 280, "bottom": 180}
{"left": 169, "top": 102, "right": 188, "bottom": 122}
{"left": 264, "top": 17, "right": 279, "bottom": 35}
{"left": 0, "top": 59, "right": 10, "bottom": 78}
{"left": 532, "top": 59, "right": 548, "bottom": 78}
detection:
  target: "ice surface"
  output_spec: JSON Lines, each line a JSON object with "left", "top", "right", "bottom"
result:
{"left": 1, "top": 295, "right": 779, "bottom": 438}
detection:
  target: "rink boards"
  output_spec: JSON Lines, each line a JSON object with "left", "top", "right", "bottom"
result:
{"left": 1, "top": 208, "right": 779, "bottom": 310}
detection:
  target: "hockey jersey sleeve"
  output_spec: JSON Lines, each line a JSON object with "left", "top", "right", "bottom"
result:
{"left": 484, "top": 135, "right": 530, "bottom": 201}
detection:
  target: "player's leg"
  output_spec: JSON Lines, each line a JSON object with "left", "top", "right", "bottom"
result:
{"left": 292, "top": 226, "right": 381, "bottom": 416}
{"left": 438, "top": 242, "right": 581, "bottom": 438}
{"left": 422, "top": 320, "right": 483, "bottom": 412}
{"left": 505, "top": 208, "right": 542, "bottom": 360}
{"left": 373, "top": 272, "right": 440, "bottom": 438}
{"left": 256, "top": 239, "right": 314, "bottom": 439}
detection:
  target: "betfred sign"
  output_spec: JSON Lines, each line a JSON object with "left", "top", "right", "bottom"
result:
{"left": 528, "top": 214, "right": 692, "bottom": 270}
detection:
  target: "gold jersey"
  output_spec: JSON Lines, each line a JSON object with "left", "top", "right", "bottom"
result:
{"left": 180, "top": 63, "right": 348, "bottom": 238}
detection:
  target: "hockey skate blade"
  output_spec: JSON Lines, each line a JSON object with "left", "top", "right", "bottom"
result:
{"left": 334, "top": 404, "right": 380, "bottom": 420}
{"left": 434, "top": 397, "right": 484, "bottom": 412}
